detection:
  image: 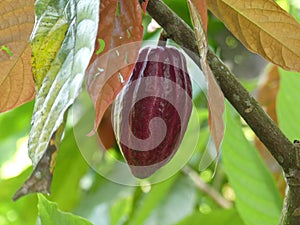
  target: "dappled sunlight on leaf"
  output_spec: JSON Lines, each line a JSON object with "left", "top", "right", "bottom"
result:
{"left": 0, "top": 0, "right": 35, "bottom": 112}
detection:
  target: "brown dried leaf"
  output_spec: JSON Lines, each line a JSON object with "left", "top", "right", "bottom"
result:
{"left": 256, "top": 65, "right": 280, "bottom": 123}
{"left": 188, "top": 0, "right": 225, "bottom": 152}
{"left": 86, "top": 0, "right": 144, "bottom": 133}
{"left": 188, "top": 0, "right": 207, "bottom": 60}
{"left": 97, "top": 106, "right": 116, "bottom": 149}
{"left": 141, "top": 0, "right": 149, "bottom": 14}
{"left": 206, "top": 67, "right": 225, "bottom": 152}
{"left": 13, "top": 130, "right": 61, "bottom": 201}
{"left": 208, "top": 0, "right": 300, "bottom": 72}
{"left": 0, "top": 0, "right": 35, "bottom": 112}
{"left": 254, "top": 65, "right": 285, "bottom": 196}
{"left": 191, "top": 0, "right": 208, "bottom": 33}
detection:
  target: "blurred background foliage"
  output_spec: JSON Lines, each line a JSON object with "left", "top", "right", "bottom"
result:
{"left": 1, "top": 0, "right": 300, "bottom": 224}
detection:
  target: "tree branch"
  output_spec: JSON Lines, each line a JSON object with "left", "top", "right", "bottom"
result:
{"left": 182, "top": 166, "right": 233, "bottom": 209}
{"left": 140, "top": 0, "right": 300, "bottom": 224}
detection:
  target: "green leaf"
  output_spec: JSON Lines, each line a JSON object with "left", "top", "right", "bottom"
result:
{"left": 173, "top": 209, "right": 245, "bottom": 225}
{"left": 14, "top": 0, "right": 99, "bottom": 199}
{"left": 0, "top": 168, "right": 37, "bottom": 225}
{"left": 110, "top": 196, "right": 132, "bottom": 225}
{"left": 222, "top": 106, "right": 282, "bottom": 225}
{"left": 144, "top": 176, "right": 197, "bottom": 225}
{"left": 277, "top": 69, "right": 300, "bottom": 140}
{"left": 163, "top": 0, "right": 192, "bottom": 26}
{"left": 74, "top": 175, "right": 134, "bottom": 223}
{"left": 128, "top": 175, "right": 178, "bottom": 225}
{"left": 38, "top": 194, "right": 93, "bottom": 225}
{"left": 29, "top": 0, "right": 99, "bottom": 167}
{"left": 0, "top": 100, "right": 33, "bottom": 166}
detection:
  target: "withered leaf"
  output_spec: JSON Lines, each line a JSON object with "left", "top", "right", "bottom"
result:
{"left": 0, "top": 0, "right": 35, "bottom": 112}
{"left": 208, "top": 0, "right": 300, "bottom": 72}
{"left": 86, "top": 0, "right": 144, "bottom": 134}
{"left": 188, "top": 0, "right": 225, "bottom": 154}
{"left": 13, "top": 131, "right": 60, "bottom": 201}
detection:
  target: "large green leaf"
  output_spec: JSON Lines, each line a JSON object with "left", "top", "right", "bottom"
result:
{"left": 277, "top": 69, "right": 300, "bottom": 140}
{"left": 143, "top": 176, "right": 197, "bottom": 225}
{"left": 29, "top": 0, "right": 99, "bottom": 168}
{"left": 38, "top": 194, "right": 93, "bottom": 225}
{"left": 14, "top": 0, "right": 99, "bottom": 199}
{"left": 173, "top": 209, "right": 245, "bottom": 225}
{"left": 73, "top": 175, "right": 135, "bottom": 224}
{"left": 128, "top": 175, "right": 178, "bottom": 225}
{"left": 222, "top": 106, "right": 282, "bottom": 225}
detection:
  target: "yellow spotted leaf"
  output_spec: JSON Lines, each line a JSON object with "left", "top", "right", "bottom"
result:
{"left": 31, "top": 17, "right": 69, "bottom": 90}
{"left": 14, "top": 0, "right": 99, "bottom": 200}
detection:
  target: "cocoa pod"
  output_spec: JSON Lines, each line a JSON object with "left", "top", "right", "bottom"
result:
{"left": 113, "top": 46, "right": 192, "bottom": 178}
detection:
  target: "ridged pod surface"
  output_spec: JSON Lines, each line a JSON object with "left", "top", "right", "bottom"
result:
{"left": 113, "top": 46, "right": 192, "bottom": 178}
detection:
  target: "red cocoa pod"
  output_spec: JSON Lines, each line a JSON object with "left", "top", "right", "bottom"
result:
{"left": 113, "top": 46, "right": 192, "bottom": 178}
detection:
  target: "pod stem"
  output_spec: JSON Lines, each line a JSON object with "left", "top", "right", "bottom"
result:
{"left": 158, "top": 30, "right": 168, "bottom": 47}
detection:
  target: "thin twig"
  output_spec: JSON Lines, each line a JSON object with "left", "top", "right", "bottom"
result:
{"left": 182, "top": 166, "right": 233, "bottom": 209}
